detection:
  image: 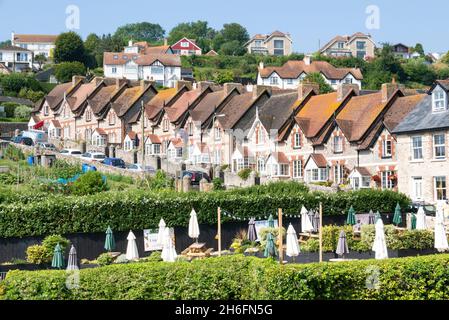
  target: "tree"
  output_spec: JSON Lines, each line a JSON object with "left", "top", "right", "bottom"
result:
{"left": 54, "top": 32, "right": 86, "bottom": 64}
{"left": 213, "top": 23, "right": 249, "bottom": 56}
{"left": 84, "top": 33, "right": 101, "bottom": 53}
{"left": 54, "top": 62, "right": 86, "bottom": 83}
{"left": 302, "top": 72, "right": 334, "bottom": 94}
{"left": 220, "top": 40, "right": 246, "bottom": 56}
{"left": 168, "top": 21, "right": 216, "bottom": 52}
{"left": 412, "top": 43, "right": 425, "bottom": 57}
{"left": 220, "top": 23, "right": 249, "bottom": 45}
{"left": 441, "top": 51, "right": 449, "bottom": 65}
{"left": 0, "top": 40, "right": 11, "bottom": 47}
{"left": 114, "top": 22, "right": 165, "bottom": 43}
{"left": 34, "top": 54, "right": 47, "bottom": 70}
{"left": 14, "top": 105, "right": 32, "bottom": 119}
{"left": 214, "top": 70, "right": 234, "bottom": 84}
{"left": 402, "top": 58, "right": 436, "bottom": 85}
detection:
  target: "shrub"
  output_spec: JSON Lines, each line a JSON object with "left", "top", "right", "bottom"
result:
{"left": 3, "top": 145, "right": 25, "bottom": 161}
{"left": 145, "top": 251, "right": 162, "bottom": 262}
{"left": 71, "top": 171, "right": 108, "bottom": 196}
{"left": 25, "top": 245, "right": 49, "bottom": 265}
{"left": 42, "top": 235, "right": 70, "bottom": 256}
{"left": 238, "top": 168, "right": 252, "bottom": 181}
{"left": 212, "top": 178, "right": 224, "bottom": 190}
{"left": 96, "top": 253, "right": 114, "bottom": 267}
{"left": 3, "top": 255, "right": 449, "bottom": 300}
{"left": 13, "top": 105, "right": 32, "bottom": 119}
{"left": 54, "top": 62, "right": 86, "bottom": 83}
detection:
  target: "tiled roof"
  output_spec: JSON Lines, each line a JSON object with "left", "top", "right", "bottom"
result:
{"left": 13, "top": 34, "right": 58, "bottom": 43}
{"left": 41, "top": 82, "right": 76, "bottom": 111}
{"left": 103, "top": 52, "right": 181, "bottom": 67}
{"left": 353, "top": 167, "right": 372, "bottom": 176}
{"left": 143, "top": 45, "right": 171, "bottom": 55}
{"left": 259, "top": 60, "right": 363, "bottom": 80}
{"left": 295, "top": 92, "right": 343, "bottom": 138}
{"left": 147, "top": 134, "right": 161, "bottom": 144}
{"left": 170, "top": 138, "right": 183, "bottom": 148}
{"left": 164, "top": 89, "right": 204, "bottom": 123}
{"left": 307, "top": 154, "right": 328, "bottom": 168}
{"left": 50, "top": 119, "right": 62, "bottom": 128}
{"left": 257, "top": 92, "right": 299, "bottom": 133}
{"left": 65, "top": 83, "right": 97, "bottom": 112}
{"left": 0, "top": 45, "right": 31, "bottom": 52}
{"left": 383, "top": 94, "right": 426, "bottom": 132}
{"left": 112, "top": 85, "right": 148, "bottom": 117}
{"left": 268, "top": 152, "right": 289, "bottom": 164}
{"left": 127, "top": 131, "right": 137, "bottom": 140}
{"left": 189, "top": 90, "right": 226, "bottom": 124}
{"left": 145, "top": 88, "right": 180, "bottom": 120}
{"left": 217, "top": 92, "right": 257, "bottom": 129}
{"left": 320, "top": 32, "right": 372, "bottom": 52}
{"left": 94, "top": 128, "right": 107, "bottom": 135}
{"left": 88, "top": 85, "right": 120, "bottom": 114}
{"left": 336, "top": 92, "right": 388, "bottom": 142}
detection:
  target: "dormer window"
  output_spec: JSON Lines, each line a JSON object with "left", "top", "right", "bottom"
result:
{"left": 432, "top": 86, "right": 447, "bottom": 112}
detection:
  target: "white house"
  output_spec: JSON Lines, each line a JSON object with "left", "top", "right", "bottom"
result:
{"left": 304, "top": 154, "right": 330, "bottom": 183}
{"left": 11, "top": 33, "right": 57, "bottom": 64}
{"left": 257, "top": 56, "right": 363, "bottom": 90}
{"left": 0, "top": 45, "right": 33, "bottom": 72}
{"left": 171, "top": 38, "right": 202, "bottom": 56}
{"left": 103, "top": 51, "right": 182, "bottom": 88}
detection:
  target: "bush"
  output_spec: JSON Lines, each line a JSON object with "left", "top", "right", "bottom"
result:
{"left": 3, "top": 255, "right": 449, "bottom": 300}
{"left": 3, "top": 145, "right": 25, "bottom": 161}
{"left": 146, "top": 170, "right": 174, "bottom": 190}
{"left": 13, "top": 105, "right": 32, "bottom": 119}
{"left": 238, "top": 168, "right": 252, "bottom": 181}
{"left": 54, "top": 62, "right": 86, "bottom": 83}
{"left": 25, "top": 245, "right": 49, "bottom": 265}
{"left": 71, "top": 171, "right": 108, "bottom": 196}
{"left": 26, "top": 235, "right": 71, "bottom": 265}
{"left": 96, "top": 253, "right": 114, "bottom": 267}
{"left": 212, "top": 178, "right": 224, "bottom": 191}
{"left": 42, "top": 235, "right": 70, "bottom": 256}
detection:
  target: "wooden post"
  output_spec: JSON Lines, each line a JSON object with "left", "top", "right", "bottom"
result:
{"left": 278, "top": 208, "right": 283, "bottom": 265}
{"left": 140, "top": 100, "right": 146, "bottom": 180}
{"left": 218, "top": 207, "right": 222, "bottom": 257}
{"left": 319, "top": 203, "right": 323, "bottom": 263}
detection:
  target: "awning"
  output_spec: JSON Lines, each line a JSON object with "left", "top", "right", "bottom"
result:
{"left": 34, "top": 120, "right": 45, "bottom": 130}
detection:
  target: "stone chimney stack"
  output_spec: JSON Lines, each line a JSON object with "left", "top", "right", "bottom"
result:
{"left": 303, "top": 55, "right": 312, "bottom": 66}
{"left": 198, "top": 81, "right": 215, "bottom": 92}
{"left": 223, "top": 83, "right": 243, "bottom": 96}
{"left": 93, "top": 77, "right": 104, "bottom": 87}
{"left": 259, "top": 61, "right": 264, "bottom": 70}
{"left": 252, "top": 85, "right": 272, "bottom": 99}
{"left": 140, "top": 79, "right": 152, "bottom": 90}
{"left": 116, "top": 78, "right": 128, "bottom": 89}
{"left": 175, "top": 80, "right": 192, "bottom": 91}
{"left": 298, "top": 82, "right": 319, "bottom": 101}
{"left": 337, "top": 83, "right": 360, "bottom": 101}
{"left": 381, "top": 79, "right": 404, "bottom": 102}
{"left": 72, "top": 75, "right": 85, "bottom": 87}
{"left": 128, "top": 40, "right": 133, "bottom": 47}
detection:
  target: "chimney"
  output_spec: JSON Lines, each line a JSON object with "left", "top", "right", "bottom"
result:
{"left": 337, "top": 83, "right": 360, "bottom": 101}
{"left": 198, "top": 81, "right": 215, "bottom": 92}
{"left": 381, "top": 80, "right": 404, "bottom": 102}
{"left": 252, "top": 85, "right": 272, "bottom": 99}
{"left": 116, "top": 78, "right": 127, "bottom": 89}
{"left": 175, "top": 80, "right": 192, "bottom": 91}
{"left": 140, "top": 79, "right": 151, "bottom": 90}
{"left": 93, "top": 77, "right": 104, "bottom": 87}
{"left": 259, "top": 61, "right": 264, "bottom": 70}
{"left": 223, "top": 83, "right": 243, "bottom": 96}
{"left": 298, "top": 82, "right": 319, "bottom": 101}
{"left": 128, "top": 40, "right": 133, "bottom": 47}
{"left": 11, "top": 32, "right": 15, "bottom": 44}
{"left": 72, "top": 75, "right": 85, "bottom": 86}
{"left": 303, "top": 55, "right": 312, "bottom": 66}
{"left": 164, "top": 38, "right": 168, "bottom": 46}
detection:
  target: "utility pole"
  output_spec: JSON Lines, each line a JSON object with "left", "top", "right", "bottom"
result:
{"left": 140, "top": 100, "right": 145, "bottom": 179}
{"left": 278, "top": 208, "right": 283, "bottom": 265}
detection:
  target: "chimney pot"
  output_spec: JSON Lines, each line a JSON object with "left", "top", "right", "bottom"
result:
{"left": 175, "top": 80, "right": 192, "bottom": 91}
{"left": 337, "top": 83, "right": 360, "bottom": 101}
{"left": 304, "top": 55, "right": 312, "bottom": 66}
{"left": 298, "top": 82, "right": 320, "bottom": 101}
{"left": 252, "top": 85, "right": 272, "bottom": 100}
{"left": 381, "top": 81, "right": 403, "bottom": 102}
{"left": 223, "top": 83, "right": 243, "bottom": 96}
{"left": 259, "top": 62, "right": 264, "bottom": 70}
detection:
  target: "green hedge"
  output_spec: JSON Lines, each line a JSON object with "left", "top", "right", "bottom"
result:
{"left": 0, "top": 189, "right": 410, "bottom": 238}
{"left": 2, "top": 254, "right": 449, "bottom": 300}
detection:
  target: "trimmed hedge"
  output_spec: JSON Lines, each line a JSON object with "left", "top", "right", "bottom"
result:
{"left": 1, "top": 254, "right": 449, "bottom": 300}
{"left": 0, "top": 189, "right": 410, "bottom": 238}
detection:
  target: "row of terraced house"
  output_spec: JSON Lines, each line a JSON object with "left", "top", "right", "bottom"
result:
{"left": 29, "top": 74, "right": 449, "bottom": 204}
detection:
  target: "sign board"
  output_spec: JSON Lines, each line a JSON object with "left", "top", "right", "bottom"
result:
{"left": 143, "top": 228, "right": 175, "bottom": 252}
{"left": 254, "top": 220, "right": 278, "bottom": 242}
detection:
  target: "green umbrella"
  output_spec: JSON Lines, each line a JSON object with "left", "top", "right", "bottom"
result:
{"left": 411, "top": 213, "right": 417, "bottom": 230}
{"left": 393, "top": 203, "right": 402, "bottom": 226}
{"left": 375, "top": 211, "right": 382, "bottom": 223}
{"left": 104, "top": 226, "right": 115, "bottom": 252}
{"left": 346, "top": 206, "right": 356, "bottom": 226}
{"left": 264, "top": 233, "right": 278, "bottom": 258}
{"left": 268, "top": 215, "right": 275, "bottom": 228}
{"left": 51, "top": 243, "right": 64, "bottom": 269}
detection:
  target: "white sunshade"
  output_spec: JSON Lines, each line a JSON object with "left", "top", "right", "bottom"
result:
{"left": 300, "top": 206, "right": 314, "bottom": 233}
{"left": 126, "top": 231, "right": 139, "bottom": 260}
{"left": 434, "top": 207, "right": 449, "bottom": 252}
{"left": 416, "top": 207, "right": 427, "bottom": 230}
{"left": 161, "top": 228, "right": 178, "bottom": 262}
{"left": 286, "top": 224, "right": 300, "bottom": 258}
{"left": 156, "top": 219, "right": 166, "bottom": 247}
{"left": 188, "top": 209, "right": 200, "bottom": 239}
{"left": 372, "top": 219, "right": 388, "bottom": 260}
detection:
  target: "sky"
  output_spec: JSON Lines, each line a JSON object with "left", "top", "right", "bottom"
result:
{"left": 0, "top": 0, "right": 448, "bottom": 54}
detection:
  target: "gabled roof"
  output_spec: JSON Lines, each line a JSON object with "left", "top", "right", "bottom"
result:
{"left": 13, "top": 34, "right": 58, "bottom": 43}
{"left": 259, "top": 60, "right": 363, "bottom": 80}
{"left": 171, "top": 37, "right": 201, "bottom": 50}
{"left": 49, "top": 119, "right": 62, "bottom": 129}
{"left": 146, "top": 134, "right": 161, "bottom": 144}
{"left": 111, "top": 84, "right": 155, "bottom": 117}
{"left": 351, "top": 167, "right": 372, "bottom": 177}
{"left": 205, "top": 50, "right": 218, "bottom": 56}
{"left": 305, "top": 154, "right": 328, "bottom": 168}
{"left": 0, "top": 45, "right": 31, "bottom": 52}
{"left": 267, "top": 152, "right": 289, "bottom": 164}
{"left": 319, "top": 32, "right": 374, "bottom": 53}
{"left": 35, "top": 81, "right": 82, "bottom": 113}
{"left": 188, "top": 90, "right": 228, "bottom": 124}
{"left": 245, "top": 30, "right": 292, "bottom": 46}
{"left": 94, "top": 128, "right": 107, "bottom": 136}
{"left": 164, "top": 88, "right": 210, "bottom": 123}
{"left": 103, "top": 52, "right": 181, "bottom": 67}
{"left": 429, "top": 79, "right": 449, "bottom": 92}
{"left": 143, "top": 45, "right": 172, "bottom": 55}
{"left": 64, "top": 82, "right": 98, "bottom": 112}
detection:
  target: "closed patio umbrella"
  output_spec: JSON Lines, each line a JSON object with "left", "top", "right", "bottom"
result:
{"left": 188, "top": 209, "right": 200, "bottom": 242}
{"left": 375, "top": 211, "right": 382, "bottom": 223}
{"left": 434, "top": 207, "right": 449, "bottom": 252}
{"left": 372, "top": 219, "right": 388, "bottom": 260}
{"left": 313, "top": 210, "right": 320, "bottom": 233}
{"left": 126, "top": 231, "right": 139, "bottom": 260}
{"left": 161, "top": 228, "right": 177, "bottom": 262}
{"left": 264, "top": 233, "right": 278, "bottom": 258}
{"left": 368, "top": 210, "right": 376, "bottom": 225}
{"left": 301, "top": 206, "right": 314, "bottom": 233}
{"left": 308, "top": 210, "right": 316, "bottom": 232}
{"left": 411, "top": 213, "right": 417, "bottom": 230}
{"left": 336, "top": 230, "right": 350, "bottom": 258}
{"left": 268, "top": 214, "right": 275, "bottom": 228}
{"left": 346, "top": 206, "right": 356, "bottom": 226}
{"left": 66, "top": 245, "right": 79, "bottom": 271}
{"left": 157, "top": 218, "right": 166, "bottom": 247}
{"left": 104, "top": 226, "right": 115, "bottom": 252}
{"left": 286, "top": 224, "right": 300, "bottom": 260}
{"left": 393, "top": 203, "right": 402, "bottom": 226}
{"left": 247, "top": 218, "right": 257, "bottom": 242}
{"left": 416, "top": 207, "right": 427, "bottom": 230}
{"left": 52, "top": 243, "right": 65, "bottom": 269}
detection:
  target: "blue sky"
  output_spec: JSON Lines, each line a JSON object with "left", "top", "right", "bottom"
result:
{"left": 0, "top": 0, "right": 447, "bottom": 53}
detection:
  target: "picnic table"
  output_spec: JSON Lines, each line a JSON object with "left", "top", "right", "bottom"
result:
{"left": 181, "top": 243, "right": 214, "bottom": 259}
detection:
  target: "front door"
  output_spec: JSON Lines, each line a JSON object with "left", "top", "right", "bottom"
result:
{"left": 412, "top": 177, "right": 423, "bottom": 201}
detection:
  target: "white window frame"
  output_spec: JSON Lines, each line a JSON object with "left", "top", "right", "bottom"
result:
{"left": 293, "top": 160, "right": 303, "bottom": 178}
{"left": 435, "top": 176, "right": 447, "bottom": 201}
{"left": 411, "top": 136, "right": 423, "bottom": 160}
{"left": 381, "top": 171, "right": 395, "bottom": 190}
{"left": 333, "top": 136, "right": 343, "bottom": 153}
{"left": 433, "top": 133, "right": 446, "bottom": 159}
{"left": 293, "top": 132, "right": 301, "bottom": 149}
{"left": 432, "top": 87, "right": 447, "bottom": 112}
{"left": 382, "top": 139, "right": 392, "bottom": 158}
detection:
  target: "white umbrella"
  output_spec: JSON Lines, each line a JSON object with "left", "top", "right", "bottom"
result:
{"left": 300, "top": 206, "right": 314, "bottom": 233}
{"left": 372, "top": 219, "right": 388, "bottom": 260}
{"left": 416, "top": 207, "right": 427, "bottom": 230}
{"left": 126, "top": 231, "right": 139, "bottom": 260}
{"left": 434, "top": 207, "right": 449, "bottom": 252}
{"left": 188, "top": 209, "right": 200, "bottom": 241}
{"left": 286, "top": 224, "right": 300, "bottom": 259}
{"left": 156, "top": 218, "right": 166, "bottom": 247}
{"left": 161, "top": 228, "right": 178, "bottom": 262}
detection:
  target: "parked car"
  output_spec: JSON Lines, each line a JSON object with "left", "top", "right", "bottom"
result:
{"left": 81, "top": 152, "right": 106, "bottom": 162}
{"left": 12, "top": 136, "right": 34, "bottom": 146}
{"left": 409, "top": 202, "right": 437, "bottom": 216}
{"left": 102, "top": 158, "right": 126, "bottom": 169}
{"left": 36, "top": 142, "right": 57, "bottom": 151}
{"left": 22, "top": 130, "right": 48, "bottom": 145}
{"left": 60, "top": 149, "right": 83, "bottom": 157}
{"left": 181, "top": 171, "right": 211, "bottom": 186}
{"left": 126, "top": 163, "right": 156, "bottom": 173}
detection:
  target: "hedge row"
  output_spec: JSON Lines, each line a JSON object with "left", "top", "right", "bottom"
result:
{"left": 0, "top": 189, "right": 410, "bottom": 238}
{"left": 1, "top": 254, "right": 449, "bottom": 300}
